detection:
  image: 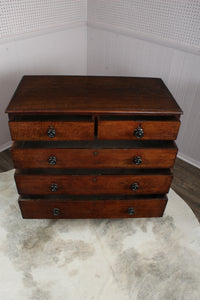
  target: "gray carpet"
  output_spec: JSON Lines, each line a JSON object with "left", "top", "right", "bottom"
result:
{"left": 0, "top": 170, "right": 200, "bottom": 300}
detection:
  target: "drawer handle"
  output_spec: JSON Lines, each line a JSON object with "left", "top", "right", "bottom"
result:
{"left": 47, "top": 126, "right": 56, "bottom": 138}
{"left": 48, "top": 156, "right": 57, "bottom": 165}
{"left": 53, "top": 208, "right": 60, "bottom": 216}
{"left": 128, "top": 207, "right": 135, "bottom": 215}
{"left": 134, "top": 125, "right": 144, "bottom": 139}
{"left": 50, "top": 183, "right": 58, "bottom": 192}
{"left": 131, "top": 182, "right": 139, "bottom": 191}
{"left": 133, "top": 156, "right": 142, "bottom": 165}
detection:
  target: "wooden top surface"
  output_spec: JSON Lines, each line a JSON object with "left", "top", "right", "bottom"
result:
{"left": 6, "top": 76, "right": 183, "bottom": 115}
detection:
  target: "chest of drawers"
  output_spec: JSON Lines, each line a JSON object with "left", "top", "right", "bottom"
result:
{"left": 6, "top": 76, "right": 182, "bottom": 219}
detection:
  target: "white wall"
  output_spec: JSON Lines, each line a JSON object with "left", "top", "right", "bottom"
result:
{"left": 1, "top": 0, "right": 200, "bottom": 168}
{"left": 87, "top": 26, "right": 200, "bottom": 168}
{"left": 87, "top": 0, "right": 200, "bottom": 54}
{"left": 0, "top": 26, "right": 87, "bottom": 150}
{"left": 1, "top": 0, "right": 87, "bottom": 42}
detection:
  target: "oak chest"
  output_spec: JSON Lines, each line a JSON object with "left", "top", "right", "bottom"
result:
{"left": 6, "top": 76, "right": 182, "bottom": 219}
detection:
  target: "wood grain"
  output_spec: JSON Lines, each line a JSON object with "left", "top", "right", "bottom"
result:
{"left": 98, "top": 119, "right": 180, "bottom": 140}
{"left": 1, "top": 151, "right": 199, "bottom": 221}
{"left": 15, "top": 173, "right": 173, "bottom": 195}
{"left": 9, "top": 120, "right": 94, "bottom": 141}
{"left": 18, "top": 197, "right": 168, "bottom": 219}
{"left": 11, "top": 146, "right": 178, "bottom": 169}
{"left": 6, "top": 76, "right": 183, "bottom": 116}
{"left": 5, "top": 75, "right": 183, "bottom": 219}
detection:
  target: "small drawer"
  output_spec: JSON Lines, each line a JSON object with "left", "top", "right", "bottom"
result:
{"left": 9, "top": 119, "right": 94, "bottom": 141}
{"left": 15, "top": 171, "right": 173, "bottom": 195}
{"left": 18, "top": 196, "right": 168, "bottom": 219}
{"left": 98, "top": 116, "right": 180, "bottom": 140}
{"left": 11, "top": 142, "right": 178, "bottom": 169}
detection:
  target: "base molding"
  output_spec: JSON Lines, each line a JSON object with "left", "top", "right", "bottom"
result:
{"left": 0, "top": 141, "right": 12, "bottom": 152}
{"left": 177, "top": 152, "right": 200, "bottom": 169}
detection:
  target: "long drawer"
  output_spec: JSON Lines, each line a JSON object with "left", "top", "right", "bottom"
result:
{"left": 15, "top": 171, "right": 173, "bottom": 195}
{"left": 11, "top": 146, "right": 177, "bottom": 169}
{"left": 18, "top": 196, "right": 168, "bottom": 219}
{"left": 98, "top": 117, "right": 180, "bottom": 140}
{"left": 9, "top": 120, "right": 94, "bottom": 141}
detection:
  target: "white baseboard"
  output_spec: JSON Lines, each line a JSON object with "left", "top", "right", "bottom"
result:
{"left": 0, "top": 141, "right": 12, "bottom": 152}
{"left": 177, "top": 152, "right": 200, "bottom": 169}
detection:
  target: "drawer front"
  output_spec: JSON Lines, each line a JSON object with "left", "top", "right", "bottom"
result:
{"left": 18, "top": 197, "right": 168, "bottom": 219}
{"left": 11, "top": 147, "right": 177, "bottom": 169}
{"left": 15, "top": 173, "right": 173, "bottom": 195}
{"left": 98, "top": 119, "right": 180, "bottom": 140}
{"left": 9, "top": 121, "right": 94, "bottom": 141}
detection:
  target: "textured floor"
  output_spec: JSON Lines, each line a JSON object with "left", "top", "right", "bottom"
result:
{"left": 0, "top": 148, "right": 200, "bottom": 222}
{"left": 172, "top": 158, "right": 200, "bottom": 222}
{"left": 0, "top": 149, "right": 14, "bottom": 172}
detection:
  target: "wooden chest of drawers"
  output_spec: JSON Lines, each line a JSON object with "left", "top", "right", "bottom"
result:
{"left": 6, "top": 76, "right": 182, "bottom": 219}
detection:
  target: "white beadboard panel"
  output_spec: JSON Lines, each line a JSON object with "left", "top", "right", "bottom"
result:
{"left": 88, "top": 0, "right": 200, "bottom": 54}
{"left": 87, "top": 26, "right": 200, "bottom": 166}
{"left": 167, "top": 52, "right": 200, "bottom": 161}
{"left": 0, "top": 26, "right": 87, "bottom": 147}
{"left": 1, "top": 0, "right": 87, "bottom": 42}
